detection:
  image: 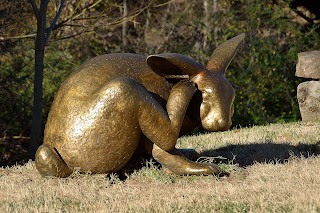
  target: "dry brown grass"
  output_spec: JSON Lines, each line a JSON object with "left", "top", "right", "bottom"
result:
{"left": 1, "top": 121, "right": 319, "bottom": 212}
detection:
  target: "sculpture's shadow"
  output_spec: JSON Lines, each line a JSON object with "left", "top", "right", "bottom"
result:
{"left": 110, "top": 141, "right": 320, "bottom": 181}
{"left": 199, "top": 140, "right": 320, "bottom": 167}
{"left": 112, "top": 152, "right": 154, "bottom": 181}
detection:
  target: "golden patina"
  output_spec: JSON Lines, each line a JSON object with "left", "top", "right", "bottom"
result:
{"left": 35, "top": 33, "right": 245, "bottom": 177}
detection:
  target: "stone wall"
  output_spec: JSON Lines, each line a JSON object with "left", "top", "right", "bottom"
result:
{"left": 296, "top": 51, "right": 320, "bottom": 121}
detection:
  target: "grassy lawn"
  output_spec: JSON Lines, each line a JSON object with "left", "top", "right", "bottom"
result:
{"left": 1, "top": 121, "right": 319, "bottom": 212}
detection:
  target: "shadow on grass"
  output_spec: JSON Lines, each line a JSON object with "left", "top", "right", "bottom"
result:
{"left": 199, "top": 141, "right": 320, "bottom": 167}
{"left": 111, "top": 141, "right": 320, "bottom": 180}
{"left": 2, "top": 138, "right": 319, "bottom": 180}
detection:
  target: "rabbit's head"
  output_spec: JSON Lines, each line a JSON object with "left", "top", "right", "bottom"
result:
{"left": 147, "top": 33, "right": 245, "bottom": 131}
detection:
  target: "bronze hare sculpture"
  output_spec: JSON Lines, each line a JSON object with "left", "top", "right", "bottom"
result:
{"left": 35, "top": 33, "right": 245, "bottom": 177}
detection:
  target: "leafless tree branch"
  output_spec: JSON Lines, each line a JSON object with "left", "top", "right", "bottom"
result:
{"left": 3, "top": 1, "right": 162, "bottom": 42}
{"left": 39, "top": 0, "right": 50, "bottom": 19}
{"left": 27, "top": 0, "right": 40, "bottom": 19}
{"left": 45, "top": 0, "right": 65, "bottom": 44}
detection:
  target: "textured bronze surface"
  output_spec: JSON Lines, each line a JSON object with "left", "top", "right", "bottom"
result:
{"left": 35, "top": 33, "right": 245, "bottom": 177}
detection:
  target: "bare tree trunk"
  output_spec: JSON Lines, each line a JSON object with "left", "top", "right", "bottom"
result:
{"left": 203, "top": 0, "right": 209, "bottom": 50}
{"left": 122, "top": 0, "right": 128, "bottom": 46}
{"left": 213, "top": 0, "right": 218, "bottom": 47}
{"left": 144, "top": 8, "right": 150, "bottom": 40}
{"left": 28, "top": 0, "right": 65, "bottom": 159}
{"left": 28, "top": 0, "right": 49, "bottom": 160}
{"left": 29, "top": 18, "right": 46, "bottom": 160}
{"left": 203, "top": 0, "right": 219, "bottom": 50}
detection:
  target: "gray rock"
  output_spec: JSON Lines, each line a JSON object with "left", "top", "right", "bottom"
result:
{"left": 297, "top": 81, "right": 320, "bottom": 121}
{"left": 296, "top": 51, "right": 320, "bottom": 79}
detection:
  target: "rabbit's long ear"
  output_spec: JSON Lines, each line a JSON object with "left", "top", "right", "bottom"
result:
{"left": 147, "top": 53, "right": 205, "bottom": 80}
{"left": 206, "top": 33, "right": 245, "bottom": 74}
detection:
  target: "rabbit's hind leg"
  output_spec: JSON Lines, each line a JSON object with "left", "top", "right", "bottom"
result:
{"left": 35, "top": 144, "right": 73, "bottom": 177}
